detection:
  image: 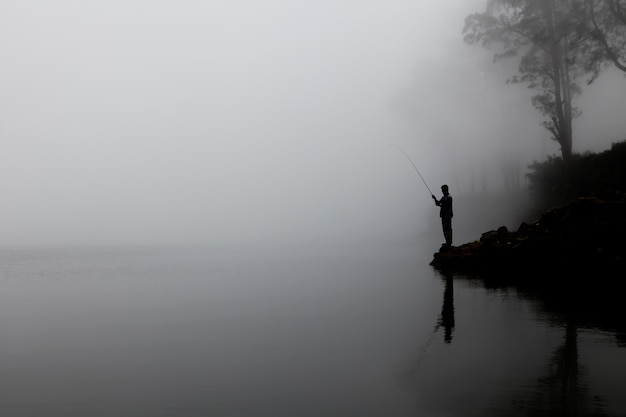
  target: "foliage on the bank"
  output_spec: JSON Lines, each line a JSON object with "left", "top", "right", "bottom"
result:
{"left": 526, "top": 140, "right": 626, "bottom": 210}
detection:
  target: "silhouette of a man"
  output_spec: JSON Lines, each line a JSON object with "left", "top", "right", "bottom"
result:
{"left": 432, "top": 184, "right": 453, "bottom": 246}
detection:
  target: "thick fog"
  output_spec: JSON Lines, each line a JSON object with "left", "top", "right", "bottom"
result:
{"left": 2, "top": 1, "right": 626, "bottom": 247}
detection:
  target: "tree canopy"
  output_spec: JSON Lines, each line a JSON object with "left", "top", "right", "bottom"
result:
{"left": 463, "top": 0, "right": 589, "bottom": 160}
{"left": 584, "top": 0, "right": 626, "bottom": 78}
{"left": 463, "top": 0, "right": 626, "bottom": 161}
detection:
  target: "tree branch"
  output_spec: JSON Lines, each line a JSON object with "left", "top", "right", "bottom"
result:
{"left": 608, "top": 0, "right": 626, "bottom": 25}
{"left": 588, "top": 0, "right": 626, "bottom": 72}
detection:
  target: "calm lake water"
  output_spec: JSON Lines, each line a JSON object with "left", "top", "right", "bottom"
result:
{"left": 0, "top": 242, "right": 624, "bottom": 417}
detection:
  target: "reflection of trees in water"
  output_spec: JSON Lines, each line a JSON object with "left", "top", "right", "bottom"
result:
{"left": 511, "top": 316, "right": 608, "bottom": 417}
{"left": 404, "top": 270, "right": 619, "bottom": 416}
{"left": 480, "top": 271, "right": 624, "bottom": 416}
{"left": 475, "top": 273, "right": 617, "bottom": 417}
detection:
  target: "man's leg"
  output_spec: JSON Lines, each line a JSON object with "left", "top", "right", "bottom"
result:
{"left": 443, "top": 218, "right": 453, "bottom": 245}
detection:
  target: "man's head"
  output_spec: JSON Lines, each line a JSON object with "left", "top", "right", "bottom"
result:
{"left": 441, "top": 184, "right": 449, "bottom": 194}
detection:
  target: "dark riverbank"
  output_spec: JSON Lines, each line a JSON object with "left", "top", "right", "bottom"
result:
{"left": 430, "top": 191, "right": 626, "bottom": 276}
{"left": 430, "top": 191, "right": 626, "bottom": 340}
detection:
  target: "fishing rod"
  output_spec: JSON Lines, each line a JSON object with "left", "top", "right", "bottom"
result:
{"left": 391, "top": 145, "right": 434, "bottom": 196}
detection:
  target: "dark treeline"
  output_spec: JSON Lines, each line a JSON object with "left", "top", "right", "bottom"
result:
{"left": 526, "top": 140, "right": 626, "bottom": 214}
{"left": 432, "top": 142, "right": 626, "bottom": 276}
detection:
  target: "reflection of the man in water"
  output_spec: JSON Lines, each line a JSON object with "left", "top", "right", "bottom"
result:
{"left": 438, "top": 271, "right": 455, "bottom": 344}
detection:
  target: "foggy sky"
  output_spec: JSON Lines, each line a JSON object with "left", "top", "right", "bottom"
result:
{"left": 2, "top": 0, "right": 626, "bottom": 247}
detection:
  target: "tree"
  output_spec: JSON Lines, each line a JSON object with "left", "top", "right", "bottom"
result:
{"left": 582, "top": 0, "right": 626, "bottom": 79}
{"left": 463, "top": 0, "right": 590, "bottom": 161}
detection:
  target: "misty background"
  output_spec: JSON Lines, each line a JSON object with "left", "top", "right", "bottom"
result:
{"left": 2, "top": 0, "right": 626, "bottom": 247}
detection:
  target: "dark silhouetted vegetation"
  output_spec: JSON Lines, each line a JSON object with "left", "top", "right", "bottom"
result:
{"left": 526, "top": 140, "right": 626, "bottom": 212}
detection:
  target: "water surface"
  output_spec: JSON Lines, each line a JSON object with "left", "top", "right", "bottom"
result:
{"left": 0, "top": 243, "right": 624, "bottom": 416}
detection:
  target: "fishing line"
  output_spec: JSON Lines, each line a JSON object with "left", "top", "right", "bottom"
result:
{"left": 413, "top": 322, "right": 442, "bottom": 369}
{"left": 390, "top": 145, "right": 434, "bottom": 196}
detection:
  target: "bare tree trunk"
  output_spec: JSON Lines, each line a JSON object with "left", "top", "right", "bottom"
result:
{"left": 561, "top": 56, "right": 574, "bottom": 159}
{"left": 543, "top": 0, "right": 574, "bottom": 160}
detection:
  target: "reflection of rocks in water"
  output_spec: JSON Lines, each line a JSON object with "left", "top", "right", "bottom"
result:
{"left": 451, "top": 264, "right": 626, "bottom": 349}
{"left": 440, "top": 269, "right": 620, "bottom": 417}
{"left": 400, "top": 266, "right": 621, "bottom": 417}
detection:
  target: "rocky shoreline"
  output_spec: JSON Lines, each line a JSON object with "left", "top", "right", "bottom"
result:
{"left": 430, "top": 191, "right": 626, "bottom": 276}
